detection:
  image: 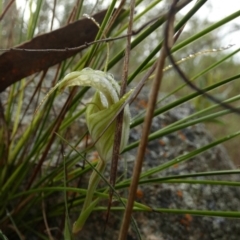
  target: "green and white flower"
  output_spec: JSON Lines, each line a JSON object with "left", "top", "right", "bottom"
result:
{"left": 59, "top": 68, "right": 131, "bottom": 162}
{"left": 37, "top": 68, "right": 131, "bottom": 233}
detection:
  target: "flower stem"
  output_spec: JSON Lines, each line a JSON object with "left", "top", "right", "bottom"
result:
{"left": 72, "top": 159, "right": 106, "bottom": 233}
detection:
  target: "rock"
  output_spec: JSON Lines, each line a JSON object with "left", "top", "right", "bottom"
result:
{"left": 77, "top": 93, "right": 240, "bottom": 240}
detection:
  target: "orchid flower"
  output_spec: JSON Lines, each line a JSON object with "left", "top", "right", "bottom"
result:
{"left": 37, "top": 68, "right": 131, "bottom": 233}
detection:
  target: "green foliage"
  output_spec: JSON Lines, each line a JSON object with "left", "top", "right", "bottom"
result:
{"left": 0, "top": 0, "right": 240, "bottom": 239}
{"left": 0, "top": 229, "right": 8, "bottom": 240}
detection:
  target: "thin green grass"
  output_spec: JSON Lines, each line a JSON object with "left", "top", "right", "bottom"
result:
{"left": 1, "top": 1, "right": 240, "bottom": 239}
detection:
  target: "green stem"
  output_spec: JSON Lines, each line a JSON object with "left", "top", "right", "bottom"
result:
{"left": 72, "top": 159, "right": 106, "bottom": 233}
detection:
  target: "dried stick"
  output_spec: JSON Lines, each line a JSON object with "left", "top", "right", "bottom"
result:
{"left": 164, "top": 1, "right": 240, "bottom": 115}
{"left": 106, "top": 0, "right": 135, "bottom": 230}
{"left": 117, "top": 1, "right": 176, "bottom": 239}
{"left": 0, "top": 0, "right": 15, "bottom": 21}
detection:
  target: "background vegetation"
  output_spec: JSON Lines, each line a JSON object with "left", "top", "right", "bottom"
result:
{"left": 0, "top": 0, "right": 240, "bottom": 239}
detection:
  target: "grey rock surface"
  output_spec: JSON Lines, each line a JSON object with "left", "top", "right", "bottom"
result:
{"left": 77, "top": 94, "right": 240, "bottom": 240}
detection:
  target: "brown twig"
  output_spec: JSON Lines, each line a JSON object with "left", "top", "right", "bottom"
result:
{"left": 0, "top": 35, "right": 127, "bottom": 52}
{"left": 106, "top": 0, "right": 135, "bottom": 231}
{"left": 10, "top": 71, "right": 47, "bottom": 144}
{"left": 50, "top": 0, "right": 57, "bottom": 31}
{"left": 0, "top": 10, "right": 177, "bottom": 54}
{"left": 164, "top": 1, "right": 240, "bottom": 115}
{"left": 42, "top": 192, "right": 55, "bottom": 240}
{"left": 105, "top": 0, "right": 126, "bottom": 34}
{"left": 26, "top": 88, "right": 77, "bottom": 191}
{"left": 117, "top": 0, "right": 176, "bottom": 238}
{"left": 0, "top": 0, "right": 15, "bottom": 21}
{"left": 0, "top": 97, "right": 9, "bottom": 164}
